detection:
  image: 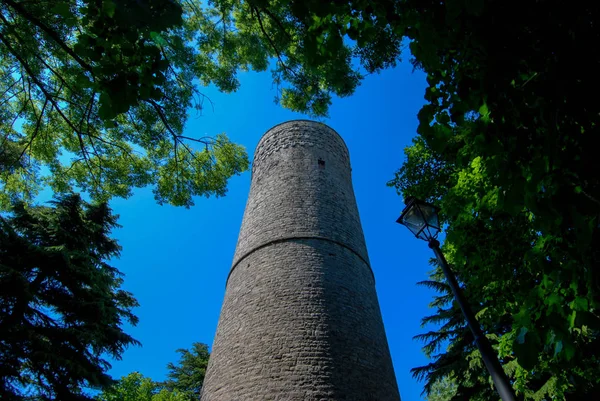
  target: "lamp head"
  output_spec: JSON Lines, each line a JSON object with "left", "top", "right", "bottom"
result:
{"left": 396, "top": 197, "right": 441, "bottom": 241}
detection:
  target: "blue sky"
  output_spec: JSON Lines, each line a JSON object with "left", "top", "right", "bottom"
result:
{"left": 106, "top": 57, "right": 440, "bottom": 400}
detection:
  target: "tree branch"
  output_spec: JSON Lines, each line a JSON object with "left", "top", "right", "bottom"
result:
{"left": 147, "top": 98, "right": 213, "bottom": 145}
{"left": 0, "top": 86, "right": 24, "bottom": 108}
{"left": 580, "top": 188, "right": 600, "bottom": 206}
{"left": 0, "top": 75, "right": 22, "bottom": 101}
{"left": 178, "top": 140, "right": 211, "bottom": 189}
{"left": 146, "top": 99, "right": 176, "bottom": 135}
{"left": 0, "top": 11, "right": 79, "bottom": 98}
{"left": 260, "top": 7, "right": 292, "bottom": 41}
{"left": 17, "top": 97, "right": 49, "bottom": 163}
{"left": 250, "top": 6, "right": 298, "bottom": 79}
{"left": 159, "top": 45, "right": 215, "bottom": 114}
{"left": 0, "top": 29, "right": 99, "bottom": 188}
{"left": 173, "top": 135, "right": 182, "bottom": 194}
{"left": 63, "top": 157, "right": 84, "bottom": 174}
{"left": 3, "top": 0, "right": 94, "bottom": 73}
{"left": 175, "top": 135, "right": 215, "bottom": 145}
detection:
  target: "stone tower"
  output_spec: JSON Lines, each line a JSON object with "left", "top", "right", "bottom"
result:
{"left": 200, "top": 120, "right": 400, "bottom": 401}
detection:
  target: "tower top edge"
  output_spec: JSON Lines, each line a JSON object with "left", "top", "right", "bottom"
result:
{"left": 253, "top": 120, "right": 350, "bottom": 161}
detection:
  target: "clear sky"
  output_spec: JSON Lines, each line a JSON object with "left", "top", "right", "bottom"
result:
{"left": 106, "top": 57, "right": 440, "bottom": 400}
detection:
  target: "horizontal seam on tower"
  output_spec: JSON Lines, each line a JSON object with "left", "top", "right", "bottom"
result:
{"left": 226, "top": 236, "right": 375, "bottom": 286}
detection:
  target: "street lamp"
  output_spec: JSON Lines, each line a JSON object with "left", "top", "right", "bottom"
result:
{"left": 397, "top": 197, "right": 517, "bottom": 401}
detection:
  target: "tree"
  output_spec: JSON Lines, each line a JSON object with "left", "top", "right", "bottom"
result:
{"left": 0, "top": 0, "right": 250, "bottom": 209}
{"left": 96, "top": 343, "right": 210, "bottom": 401}
{"left": 0, "top": 0, "right": 403, "bottom": 209}
{"left": 388, "top": 1, "right": 600, "bottom": 398}
{"left": 0, "top": 193, "right": 139, "bottom": 400}
{"left": 411, "top": 263, "right": 508, "bottom": 400}
{"left": 426, "top": 375, "right": 458, "bottom": 401}
{"left": 96, "top": 372, "right": 188, "bottom": 401}
{"left": 163, "top": 342, "right": 210, "bottom": 399}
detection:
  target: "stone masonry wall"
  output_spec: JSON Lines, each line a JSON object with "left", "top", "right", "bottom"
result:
{"left": 200, "top": 120, "right": 400, "bottom": 401}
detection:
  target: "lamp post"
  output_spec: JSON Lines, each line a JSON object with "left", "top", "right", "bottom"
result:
{"left": 397, "top": 197, "right": 517, "bottom": 401}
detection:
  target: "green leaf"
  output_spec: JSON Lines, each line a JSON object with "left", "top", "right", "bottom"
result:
{"left": 554, "top": 340, "right": 563, "bottom": 357}
{"left": 98, "top": 92, "right": 113, "bottom": 120}
{"left": 516, "top": 327, "right": 528, "bottom": 344}
{"left": 546, "top": 293, "right": 563, "bottom": 308}
{"left": 52, "top": 3, "right": 71, "bottom": 18}
{"left": 571, "top": 296, "right": 589, "bottom": 312}
{"left": 102, "top": 0, "right": 116, "bottom": 18}
{"left": 478, "top": 103, "right": 490, "bottom": 122}
{"left": 568, "top": 311, "right": 577, "bottom": 328}
{"left": 563, "top": 341, "right": 576, "bottom": 361}
{"left": 150, "top": 31, "right": 167, "bottom": 46}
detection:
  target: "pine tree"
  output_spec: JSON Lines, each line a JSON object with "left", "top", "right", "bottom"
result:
{"left": 0, "top": 194, "right": 139, "bottom": 400}
{"left": 163, "top": 342, "right": 210, "bottom": 400}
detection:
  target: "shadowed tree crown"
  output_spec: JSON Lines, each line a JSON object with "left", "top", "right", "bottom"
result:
{"left": 0, "top": 194, "right": 139, "bottom": 401}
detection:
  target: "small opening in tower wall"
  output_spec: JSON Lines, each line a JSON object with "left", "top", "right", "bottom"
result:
{"left": 318, "top": 158, "right": 325, "bottom": 168}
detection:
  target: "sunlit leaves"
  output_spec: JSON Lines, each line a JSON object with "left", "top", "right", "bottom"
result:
{"left": 0, "top": 0, "right": 407, "bottom": 209}
{"left": 152, "top": 134, "right": 248, "bottom": 207}
{"left": 96, "top": 372, "right": 190, "bottom": 401}
{"left": 0, "top": 0, "right": 251, "bottom": 209}
{"left": 96, "top": 343, "right": 210, "bottom": 401}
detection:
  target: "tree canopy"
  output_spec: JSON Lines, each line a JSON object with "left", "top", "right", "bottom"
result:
{"left": 163, "top": 342, "right": 210, "bottom": 399}
{"left": 0, "top": 194, "right": 139, "bottom": 401}
{"left": 96, "top": 342, "right": 210, "bottom": 401}
{"left": 0, "top": 0, "right": 252, "bottom": 209}
{"left": 0, "top": 0, "right": 403, "bottom": 209}
{"left": 96, "top": 372, "right": 188, "bottom": 401}
{"left": 388, "top": 0, "right": 600, "bottom": 399}
{"left": 426, "top": 376, "right": 458, "bottom": 401}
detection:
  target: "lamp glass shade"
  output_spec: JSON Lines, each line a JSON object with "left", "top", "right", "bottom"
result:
{"left": 419, "top": 203, "right": 440, "bottom": 232}
{"left": 400, "top": 206, "right": 426, "bottom": 237}
{"left": 397, "top": 198, "right": 441, "bottom": 241}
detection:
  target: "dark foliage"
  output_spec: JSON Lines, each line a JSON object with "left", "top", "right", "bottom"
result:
{"left": 0, "top": 194, "right": 139, "bottom": 400}
{"left": 389, "top": 1, "right": 600, "bottom": 398}
{"left": 163, "top": 342, "right": 210, "bottom": 400}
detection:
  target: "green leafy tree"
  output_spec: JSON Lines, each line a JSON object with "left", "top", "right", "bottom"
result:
{"left": 226, "top": 0, "right": 402, "bottom": 115}
{"left": 163, "top": 342, "right": 210, "bottom": 399}
{"left": 393, "top": 125, "right": 599, "bottom": 399}
{"left": 0, "top": 0, "right": 249, "bottom": 209}
{"left": 388, "top": 0, "right": 600, "bottom": 394}
{"left": 412, "top": 265, "right": 509, "bottom": 400}
{"left": 426, "top": 375, "right": 458, "bottom": 401}
{"left": 386, "top": 0, "right": 600, "bottom": 399}
{"left": 0, "top": 194, "right": 139, "bottom": 400}
{"left": 96, "top": 343, "right": 210, "bottom": 401}
{"left": 0, "top": 0, "right": 405, "bottom": 209}
{"left": 96, "top": 372, "right": 188, "bottom": 401}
